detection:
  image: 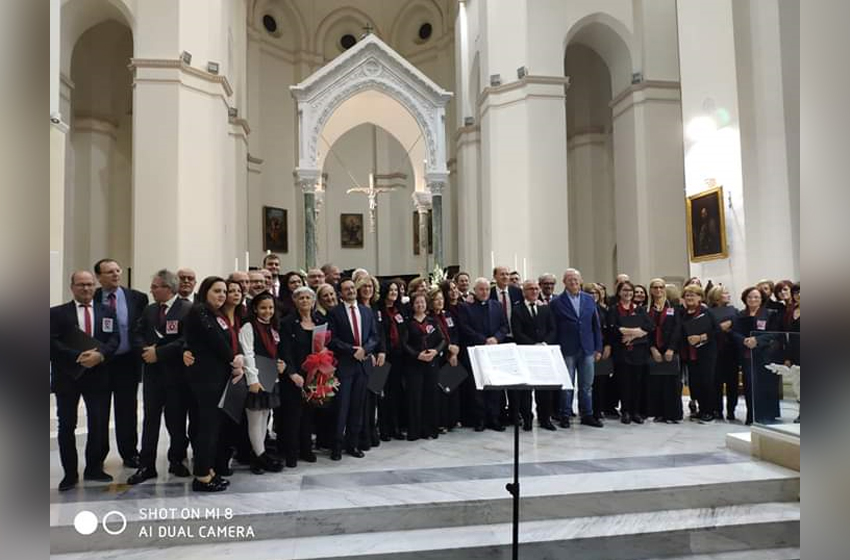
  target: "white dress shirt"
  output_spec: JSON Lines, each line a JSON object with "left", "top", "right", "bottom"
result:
{"left": 346, "top": 302, "right": 363, "bottom": 344}
{"left": 74, "top": 300, "right": 93, "bottom": 332}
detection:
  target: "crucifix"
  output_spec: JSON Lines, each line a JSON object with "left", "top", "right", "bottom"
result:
{"left": 347, "top": 172, "right": 404, "bottom": 233}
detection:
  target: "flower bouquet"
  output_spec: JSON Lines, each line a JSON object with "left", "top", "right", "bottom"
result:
{"left": 301, "top": 325, "right": 339, "bottom": 407}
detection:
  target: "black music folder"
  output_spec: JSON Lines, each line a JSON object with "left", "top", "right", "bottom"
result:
{"left": 255, "top": 355, "right": 280, "bottom": 390}
{"left": 438, "top": 363, "right": 468, "bottom": 393}
{"left": 649, "top": 354, "right": 681, "bottom": 376}
{"left": 368, "top": 362, "right": 392, "bottom": 394}
{"left": 594, "top": 356, "right": 614, "bottom": 377}
{"left": 218, "top": 375, "right": 248, "bottom": 423}
{"left": 59, "top": 329, "right": 103, "bottom": 379}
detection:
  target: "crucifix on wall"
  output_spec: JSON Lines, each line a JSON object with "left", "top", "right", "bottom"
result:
{"left": 346, "top": 172, "right": 404, "bottom": 232}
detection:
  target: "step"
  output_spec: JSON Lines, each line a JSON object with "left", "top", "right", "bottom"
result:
{"left": 51, "top": 502, "right": 800, "bottom": 560}
{"left": 50, "top": 460, "right": 799, "bottom": 553}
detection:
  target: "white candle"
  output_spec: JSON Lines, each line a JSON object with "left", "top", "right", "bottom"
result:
{"left": 245, "top": 251, "right": 250, "bottom": 270}
{"left": 234, "top": 257, "right": 239, "bottom": 271}
{"left": 490, "top": 250, "right": 495, "bottom": 272}
{"left": 266, "top": 249, "right": 271, "bottom": 255}
{"left": 514, "top": 253, "right": 518, "bottom": 273}
{"left": 523, "top": 258, "right": 527, "bottom": 279}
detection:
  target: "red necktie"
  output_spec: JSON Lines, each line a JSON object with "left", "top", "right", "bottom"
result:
{"left": 159, "top": 304, "right": 168, "bottom": 326}
{"left": 350, "top": 305, "right": 361, "bottom": 346}
{"left": 108, "top": 292, "right": 117, "bottom": 310}
{"left": 501, "top": 291, "right": 508, "bottom": 317}
{"left": 82, "top": 304, "right": 93, "bottom": 336}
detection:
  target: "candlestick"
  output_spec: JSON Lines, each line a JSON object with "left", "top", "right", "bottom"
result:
{"left": 490, "top": 251, "right": 495, "bottom": 272}
{"left": 245, "top": 251, "right": 249, "bottom": 271}
{"left": 234, "top": 257, "right": 239, "bottom": 271}
{"left": 522, "top": 258, "right": 527, "bottom": 279}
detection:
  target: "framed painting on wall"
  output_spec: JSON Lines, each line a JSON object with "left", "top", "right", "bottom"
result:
{"left": 263, "top": 206, "right": 288, "bottom": 253}
{"left": 340, "top": 213, "right": 364, "bottom": 248}
{"left": 685, "top": 186, "right": 728, "bottom": 262}
{"left": 413, "top": 210, "right": 433, "bottom": 255}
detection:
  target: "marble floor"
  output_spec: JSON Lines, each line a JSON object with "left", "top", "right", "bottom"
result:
{"left": 50, "top": 398, "right": 800, "bottom": 559}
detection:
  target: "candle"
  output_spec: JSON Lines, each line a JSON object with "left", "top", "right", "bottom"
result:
{"left": 522, "top": 258, "right": 527, "bottom": 279}
{"left": 514, "top": 254, "right": 518, "bottom": 273}
{"left": 266, "top": 249, "right": 271, "bottom": 255}
{"left": 245, "top": 251, "right": 250, "bottom": 270}
{"left": 490, "top": 251, "right": 495, "bottom": 272}
{"left": 234, "top": 257, "right": 239, "bottom": 271}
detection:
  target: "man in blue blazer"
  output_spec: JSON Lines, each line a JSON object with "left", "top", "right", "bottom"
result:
{"left": 550, "top": 268, "right": 604, "bottom": 428}
{"left": 50, "top": 271, "right": 121, "bottom": 491}
{"left": 460, "top": 277, "right": 510, "bottom": 431}
{"left": 327, "top": 278, "right": 379, "bottom": 460}
{"left": 94, "top": 258, "right": 149, "bottom": 468}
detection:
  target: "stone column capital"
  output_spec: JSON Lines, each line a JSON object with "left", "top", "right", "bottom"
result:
{"left": 411, "top": 191, "right": 432, "bottom": 212}
{"left": 425, "top": 171, "right": 449, "bottom": 196}
{"left": 294, "top": 167, "right": 321, "bottom": 193}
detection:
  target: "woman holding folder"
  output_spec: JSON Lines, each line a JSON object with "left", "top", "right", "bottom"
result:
{"left": 183, "top": 276, "right": 243, "bottom": 492}
{"left": 678, "top": 285, "right": 720, "bottom": 423}
{"left": 646, "top": 278, "right": 683, "bottom": 423}
{"left": 376, "top": 280, "right": 408, "bottom": 441}
{"left": 432, "top": 285, "right": 461, "bottom": 433}
{"left": 605, "top": 281, "right": 653, "bottom": 424}
{"left": 238, "top": 292, "right": 284, "bottom": 474}
{"left": 403, "top": 293, "right": 446, "bottom": 440}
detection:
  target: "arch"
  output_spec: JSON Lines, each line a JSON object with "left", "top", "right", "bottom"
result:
{"left": 314, "top": 6, "right": 380, "bottom": 59}
{"left": 388, "top": 0, "right": 446, "bottom": 54}
{"left": 249, "top": 0, "right": 308, "bottom": 52}
{"left": 61, "top": 0, "right": 134, "bottom": 76}
{"left": 563, "top": 12, "right": 634, "bottom": 95}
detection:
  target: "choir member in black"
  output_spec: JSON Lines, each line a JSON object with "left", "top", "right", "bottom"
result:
{"left": 756, "top": 279, "right": 785, "bottom": 314}
{"left": 316, "top": 283, "right": 338, "bottom": 317}
{"left": 278, "top": 271, "right": 305, "bottom": 317}
{"left": 459, "top": 278, "right": 510, "bottom": 431}
{"left": 128, "top": 269, "right": 194, "bottom": 485}
{"left": 279, "top": 287, "right": 325, "bottom": 467}
{"left": 784, "top": 283, "right": 800, "bottom": 423}
{"left": 678, "top": 285, "right": 721, "bottom": 423}
{"left": 403, "top": 293, "right": 446, "bottom": 440}
{"left": 313, "top": 283, "right": 338, "bottom": 449}
{"left": 239, "top": 293, "right": 285, "bottom": 473}
{"left": 511, "top": 280, "right": 558, "bottom": 430}
{"left": 51, "top": 271, "right": 120, "bottom": 491}
{"left": 707, "top": 285, "right": 740, "bottom": 422}
{"left": 646, "top": 278, "right": 683, "bottom": 424}
{"left": 633, "top": 284, "right": 648, "bottom": 310}
{"left": 585, "top": 283, "right": 615, "bottom": 421}
{"left": 376, "top": 280, "right": 408, "bottom": 440}
{"left": 431, "top": 286, "right": 461, "bottom": 432}
{"left": 605, "top": 281, "right": 653, "bottom": 424}
{"left": 732, "top": 286, "right": 782, "bottom": 424}
{"left": 356, "top": 275, "right": 383, "bottom": 450}
{"left": 182, "top": 277, "right": 242, "bottom": 492}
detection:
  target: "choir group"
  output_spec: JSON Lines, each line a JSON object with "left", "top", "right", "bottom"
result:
{"left": 50, "top": 255, "right": 800, "bottom": 493}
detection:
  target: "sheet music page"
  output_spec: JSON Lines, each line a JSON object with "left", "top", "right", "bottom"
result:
{"left": 478, "top": 343, "right": 528, "bottom": 386}
{"left": 518, "top": 345, "right": 569, "bottom": 387}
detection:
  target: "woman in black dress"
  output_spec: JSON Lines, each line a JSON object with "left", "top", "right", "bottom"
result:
{"left": 278, "top": 271, "right": 305, "bottom": 317}
{"left": 239, "top": 293, "right": 284, "bottom": 474}
{"left": 183, "top": 277, "right": 241, "bottom": 492}
{"left": 678, "top": 285, "right": 720, "bottom": 423}
{"left": 376, "top": 279, "right": 408, "bottom": 441}
{"left": 279, "top": 286, "right": 325, "bottom": 467}
{"left": 732, "top": 286, "right": 783, "bottom": 424}
{"left": 585, "top": 283, "right": 616, "bottom": 421}
{"left": 403, "top": 293, "right": 446, "bottom": 440}
{"left": 356, "top": 275, "right": 383, "bottom": 450}
{"left": 646, "top": 278, "right": 683, "bottom": 423}
{"left": 707, "top": 285, "right": 740, "bottom": 421}
{"left": 605, "top": 281, "right": 653, "bottom": 424}
{"left": 432, "top": 285, "right": 461, "bottom": 433}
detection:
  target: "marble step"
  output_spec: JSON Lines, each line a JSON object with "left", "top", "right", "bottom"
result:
{"left": 50, "top": 461, "right": 799, "bottom": 553}
{"left": 51, "top": 502, "right": 800, "bottom": 560}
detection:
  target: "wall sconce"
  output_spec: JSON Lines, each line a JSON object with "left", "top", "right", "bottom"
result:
{"left": 207, "top": 61, "right": 220, "bottom": 74}
{"left": 489, "top": 74, "right": 502, "bottom": 87}
{"left": 180, "top": 51, "right": 192, "bottom": 65}
{"left": 516, "top": 66, "right": 528, "bottom": 79}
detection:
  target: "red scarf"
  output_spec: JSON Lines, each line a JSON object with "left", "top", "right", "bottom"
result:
{"left": 412, "top": 316, "right": 431, "bottom": 351}
{"left": 648, "top": 303, "right": 668, "bottom": 349}
{"left": 253, "top": 319, "right": 278, "bottom": 359}
{"left": 617, "top": 302, "right": 635, "bottom": 350}
{"left": 220, "top": 312, "right": 240, "bottom": 354}
{"left": 385, "top": 305, "right": 400, "bottom": 349}
{"left": 434, "top": 310, "right": 450, "bottom": 343}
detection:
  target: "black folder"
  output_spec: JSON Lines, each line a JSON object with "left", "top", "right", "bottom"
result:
{"left": 368, "top": 362, "right": 392, "bottom": 394}
{"left": 254, "top": 355, "right": 280, "bottom": 390}
{"left": 594, "top": 356, "right": 614, "bottom": 377}
{"left": 709, "top": 306, "right": 737, "bottom": 325}
{"left": 59, "top": 329, "right": 103, "bottom": 379}
{"left": 649, "top": 355, "right": 681, "bottom": 376}
{"left": 438, "top": 363, "right": 468, "bottom": 393}
{"left": 218, "top": 375, "right": 248, "bottom": 423}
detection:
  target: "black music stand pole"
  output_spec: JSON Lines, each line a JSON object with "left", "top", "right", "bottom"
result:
{"left": 506, "top": 409, "right": 521, "bottom": 560}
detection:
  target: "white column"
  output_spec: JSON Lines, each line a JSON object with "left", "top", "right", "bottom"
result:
{"left": 50, "top": 120, "right": 69, "bottom": 305}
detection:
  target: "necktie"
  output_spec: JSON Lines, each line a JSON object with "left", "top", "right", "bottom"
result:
{"left": 530, "top": 302, "right": 537, "bottom": 317}
{"left": 107, "top": 292, "right": 117, "bottom": 310}
{"left": 501, "top": 291, "right": 508, "bottom": 317}
{"left": 82, "top": 304, "right": 93, "bottom": 336}
{"left": 159, "top": 304, "right": 168, "bottom": 326}
{"left": 350, "top": 305, "right": 361, "bottom": 346}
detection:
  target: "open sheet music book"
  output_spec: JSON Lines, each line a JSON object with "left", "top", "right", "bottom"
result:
{"left": 467, "top": 343, "right": 573, "bottom": 390}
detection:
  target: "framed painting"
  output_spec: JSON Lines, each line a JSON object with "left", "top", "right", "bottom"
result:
{"left": 685, "top": 186, "right": 728, "bottom": 262}
{"left": 263, "top": 206, "right": 288, "bottom": 253}
{"left": 340, "top": 213, "right": 364, "bottom": 248}
{"left": 413, "top": 210, "right": 433, "bottom": 255}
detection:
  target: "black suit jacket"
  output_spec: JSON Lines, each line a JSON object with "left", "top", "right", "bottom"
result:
{"left": 50, "top": 301, "right": 120, "bottom": 393}
{"left": 94, "top": 286, "right": 149, "bottom": 354}
{"left": 511, "top": 301, "right": 557, "bottom": 345}
{"left": 327, "top": 302, "right": 379, "bottom": 379}
{"left": 133, "top": 297, "right": 193, "bottom": 377}
{"left": 490, "top": 285, "right": 523, "bottom": 308}
{"left": 458, "top": 298, "right": 509, "bottom": 346}
{"left": 183, "top": 304, "right": 237, "bottom": 386}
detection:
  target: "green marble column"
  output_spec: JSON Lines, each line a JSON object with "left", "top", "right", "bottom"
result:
{"left": 426, "top": 178, "right": 446, "bottom": 270}
{"left": 303, "top": 189, "right": 316, "bottom": 269}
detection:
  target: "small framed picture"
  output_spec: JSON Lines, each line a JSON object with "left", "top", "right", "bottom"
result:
{"left": 263, "top": 206, "right": 288, "bottom": 253}
{"left": 686, "top": 186, "right": 728, "bottom": 262}
{"left": 340, "top": 213, "right": 364, "bottom": 248}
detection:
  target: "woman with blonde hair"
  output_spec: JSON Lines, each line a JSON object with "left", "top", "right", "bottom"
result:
{"left": 646, "top": 278, "right": 683, "bottom": 423}
{"left": 315, "top": 283, "right": 338, "bottom": 316}
{"left": 707, "top": 285, "right": 739, "bottom": 421}
{"left": 678, "top": 285, "right": 720, "bottom": 423}
{"left": 356, "top": 274, "right": 384, "bottom": 450}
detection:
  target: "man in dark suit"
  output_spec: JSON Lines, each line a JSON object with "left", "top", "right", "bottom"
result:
{"left": 490, "top": 266, "right": 524, "bottom": 423}
{"left": 177, "top": 268, "right": 197, "bottom": 302}
{"left": 459, "top": 277, "right": 510, "bottom": 432}
{"left": 550, "top": 268, "right": 604, "bottom": 428}
{"left": 511, "top": 279, "right": 559, "bottom": 431}
{"left": 538, "top": 273, "right": 558, "bottom": 304}
{"left": 327, "top": 279, "right": 379, "bottom": 460}
{"left": 50, "top": 271, "right": 121, "bottom": 491}
{"left": 127, "top": 269, "right": 195, "bottom": 484}
{"left": 94, "top": 258, "right": 149, "bottom": 467}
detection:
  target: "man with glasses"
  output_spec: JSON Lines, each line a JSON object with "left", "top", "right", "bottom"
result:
{"left": 177, "top": 268, "right": 197, "bottom": 301}
{"left": 50, "top": 271, "right": 121, "bottom": 491}
{"left": 538, "top": 273, "right": 557, "bottom": 304}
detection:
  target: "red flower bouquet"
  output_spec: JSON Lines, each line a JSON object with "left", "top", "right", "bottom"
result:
{"left": 301, "top": 327, "right": 339, "bottom": 406}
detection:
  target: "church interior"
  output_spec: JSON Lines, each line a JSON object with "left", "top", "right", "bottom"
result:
{"left": 49, "top": 0, "right": 800, "bottom": 558}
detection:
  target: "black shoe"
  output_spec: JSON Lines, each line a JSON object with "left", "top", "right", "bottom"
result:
{"left": 123, "top": 454, "right": 141, "bottom": 469}
{"left": 688, "top": 400, "right": 697, "bottom": 414}
{"left": 488, "top": 423, "right": 506, "bottom": 432}
{"left": 393, "top": 431, "right": 407, "bottom": 441}
{"left": 330, "top": 447, "right": 342, "bottom": 461}
{"left": 406, "top": 434, "right": 420, "bottom": 441}
{"left": 371, "top": 432, "right": 380, "bottom": 447}
{"left": 580, "top": 416, "right": 604, "bottom": 428}
{"left": 380, "top": 433, "right": 392, "bottom": 442}
{"left": 621, "top": 412, "right": 632, "bottom": 424}
{"left": 604, "top": 410, "right": 620, "bottom": 419}
{"left": 127, "top": 467, "right": 158, "bottom": 485}
{"left": 632, "top": 415, "right": 644, "bottom": 424}
{"left": 212, "top": 473, "right": 230, "bottom": 487}
{"left": 559, "top": 417, "right": 571, "bottom": 429}
{"left": 666, "top": 419, "right": 680, "bottom": 424}
{"left": 653, "top": 416, "right": 666, "bottom": 423}
{"left": 300, "top": 451, "right": 318, "bottom": 463}
{"left": 522, "top": 419, "right": 533, "bottom": 432}
{"left": 540, "top": 422, "right": 557, "bottom": 431}
{"left": 727, "top": 413, "right": 737, "bottom": 422}
{"left": 794, "top": 415, "right": 800, "bottom": 424}
{"left": 474, "top": 423, "right": 485, "bottom": 432}
{"left": 285, "top": 458, "right": 298, "bottom": 468}
{"left": 192, "top": 478, "right": 226, "bottom": 492}
{"left": 58, "top": 474, "right": 78, "bottom": 492}
{"left": 359, "top": 441, "right": 372, "bottom": 452}
{"left": 346, "top": 447, "right": 365, "bottom": 458}
{"left": 699, "top": 413, "right": 714, "bottom": 424}
{"left": 83, "top": 470, "right": 113, "bottom": 482}
{"left": 168, "top": 462, "right": 192, "bottom": 477}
